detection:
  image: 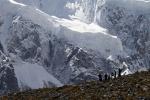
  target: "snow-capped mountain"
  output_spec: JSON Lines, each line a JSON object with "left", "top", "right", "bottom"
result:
{"left": 0, "top": 0, "right": 149, "bottom": 93}
{"left": 96, "top": 0, "right": 150, "bottom": 72}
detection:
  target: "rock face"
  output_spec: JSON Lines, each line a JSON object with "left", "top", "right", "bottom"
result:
{"left": 0, "top": 15, "right": 101, "bottom": 91}
{"left": 67, "top": 0, "right": 150, "bottom": 72}
{"left": 95, "top": 0, "right": 150, "bottom": 71}
{"left": 6, "top": 16, "right": 112, "bottom": 85}
{"left": 0, "top": 51, "right": 18, "bottom": 95}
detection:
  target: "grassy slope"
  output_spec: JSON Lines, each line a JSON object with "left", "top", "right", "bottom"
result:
{"left": 1, "top": 71, "right": 150, "bottom": 100}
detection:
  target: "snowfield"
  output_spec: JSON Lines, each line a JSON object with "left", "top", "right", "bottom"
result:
{"left": 14, "top": 62, "right": 63, "bottom": 89}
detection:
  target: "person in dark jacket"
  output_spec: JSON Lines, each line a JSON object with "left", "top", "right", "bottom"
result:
{"left": 0, "top": 42, "right": 4, "bottom": 52}
{"left": 111, "top": 72, "right": 114, "bottom": 78}
{"left": 114, "top": 70, "right": 117, "bottom": 78}
{"left": 118, "top": 68, "right": 122, "bottom": 77}
{"left": 107, "top": 74, "right": 111, "bottom": 80}
{"left": 98, "top": 73, "right": 103, "bottom": 81}
{"left": 104, "top": 74, "right": 108, "bottom": 81}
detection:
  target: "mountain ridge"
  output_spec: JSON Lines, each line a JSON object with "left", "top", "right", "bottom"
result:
{"left": 1, "top": 70, "right": 150, "bottom": 100}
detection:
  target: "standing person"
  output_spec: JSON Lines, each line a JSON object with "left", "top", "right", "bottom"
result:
{"left": 0, "top": 42, "right": 4, "bottom": 53}
{"left": 107, "top": 74, "right": 111, "bottom": 80}
{"left": 104, "top": 74, "right": 108, "bottom": 81}
{"left": 111, "top": 72, "right": 114, "bottom": 79}
{"left": 114, "top": 70, "right": 117, "bottom": 78}
{"left": 98, "top": 73, "right": 103, "bottom": 81}
{"left": 112, "top": 70, "right": 117, "bottom": 79}
{"left": 118, "top": 68, "right": 122, "bottom": 77}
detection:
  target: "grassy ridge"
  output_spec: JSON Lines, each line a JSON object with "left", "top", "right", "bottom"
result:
{"left": 1, "top": 71, "right": 150, "bottom": 100}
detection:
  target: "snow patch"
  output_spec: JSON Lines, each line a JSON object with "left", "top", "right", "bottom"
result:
{"left": 121, "top": 68, "right": 132, "bottom": 75}
{"left": 14, "top": 62, "right": 63, "bottom": 89}
{"left": 9, "top": 0, "right": 26, "bottom": 6}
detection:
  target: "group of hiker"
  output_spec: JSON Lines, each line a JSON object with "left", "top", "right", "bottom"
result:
{"left": 98, "top": 68, "right": 123, "bottom": 81}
